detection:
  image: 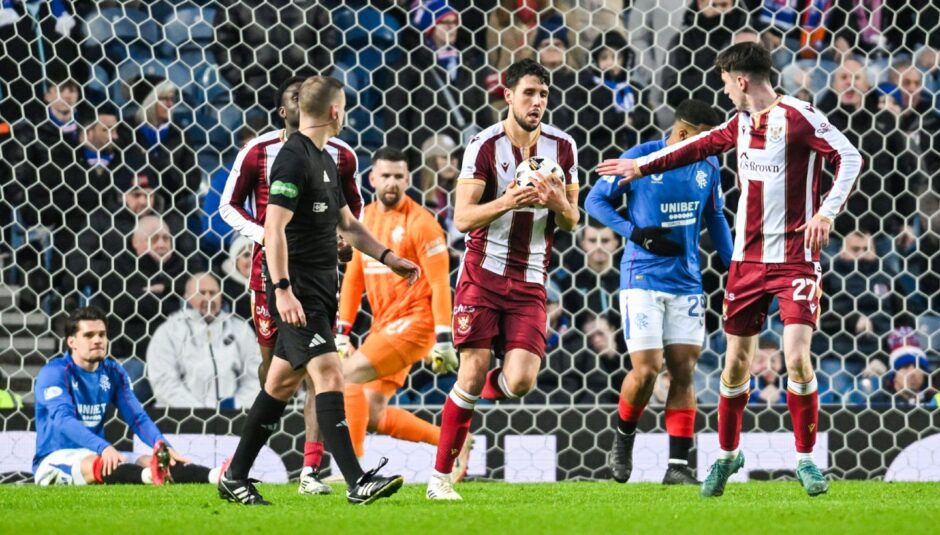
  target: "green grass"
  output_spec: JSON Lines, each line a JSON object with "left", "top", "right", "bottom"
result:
{"left": 1, "top": 481, "right": 938, "bottom": 534}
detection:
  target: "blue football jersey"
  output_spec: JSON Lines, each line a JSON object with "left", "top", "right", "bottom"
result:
{"left": 33, "top": 353, "right": 166, "bottom": 472}
{"left": 586, "top": 139, "right": 733, "bottom": 294}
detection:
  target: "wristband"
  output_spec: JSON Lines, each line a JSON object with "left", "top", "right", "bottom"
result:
{"left": 378, "top": 248, "right": 392, "bottom": 265}
{"left": 336, "top": 321, "right": 352, "bottom": 336}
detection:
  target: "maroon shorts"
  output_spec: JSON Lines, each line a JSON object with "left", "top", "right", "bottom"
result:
{"left": 251, "top": 289, "right": 277, "bottom": 348}
{"left": 452, "top": 265, "right": 547, "bottom": 358}
{"left": 723, "top": 261, "right": 822, "bottom": 337}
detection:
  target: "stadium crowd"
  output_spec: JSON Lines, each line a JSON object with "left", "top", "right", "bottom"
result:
{"left": 0, "top": 0, "right": 938, "bottom": 409}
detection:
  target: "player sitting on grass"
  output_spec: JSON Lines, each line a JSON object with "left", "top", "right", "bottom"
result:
{"left": 33, "top": 306, "right": 221, "bottom": 486}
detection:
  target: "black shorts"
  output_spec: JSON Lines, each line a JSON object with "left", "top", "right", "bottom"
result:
{"left": 267, "top": 272, "right": 338, "bottom": 370}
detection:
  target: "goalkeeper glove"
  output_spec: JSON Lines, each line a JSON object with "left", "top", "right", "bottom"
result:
{"left": 630, "top": 226, "right": 683, "bottom": 257}
{"left": 335, "top": 321, "right": 352, "bottom": 360}
{"left": 427, "top": 330, "right": 458, "bottom": 375}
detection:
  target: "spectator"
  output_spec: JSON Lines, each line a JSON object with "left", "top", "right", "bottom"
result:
{"left": 660, "top": 0, "right": 748, "bottom": 113}
{"left": 213, "top": 0, "right": 335, "bottom": 112}
{"left": 95, "top": 215, "right": 190, "bottom": 361}
{"left": 417, "top": 134, "right": 463, "bottom": 264}
{"left": 558, "top": 223, "right": 622, "bottom": 324}
{"left": 32, "top": 77, "right": 82, "bottom": 148}
{"left": 147, "top": 272, "right": 261, "bottom": 409}
{"left": 201, "top": 127, "right": 257, "bottom": 256}
{"left": 871, "top": 327, "right": 938, "bottom": 408}
{"left": 577, "top": 31, "right": 654, "bottom": 171}
{"left": 748, "top": 338, "right": 786, "bottom": 404}
{"left": 567, "top": 315, "right": 627, "bottom": 404}
{"left": 536, "top": 17, "right": 588, "bottom": 148}
{"left": 386, "top": 0, "right": 489, "bottom": 168}
{"left": 218, "top": 236, "right": 253, "bottom": 321}
{"left": 129, "top": 77, "right": 199, "bottom": 237}
{"left": 915, "top": 44, "right": 940, "bottom": 94}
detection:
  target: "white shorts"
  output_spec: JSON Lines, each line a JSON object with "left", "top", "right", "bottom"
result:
{"left": 619, "top": 289, "right": 705, "bottom": 352}
{"left": 34, "top": 448, "right": 140, "bottom": 486}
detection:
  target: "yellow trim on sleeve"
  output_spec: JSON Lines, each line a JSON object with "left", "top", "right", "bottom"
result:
{"left": 457, "top": 178, "right": 486, "bottom": 186}
{"left": 633, "top": 160, "right": 643, "bottom": 178}
{"left": 565, "top": 184, "right": 580, "bottom": 192}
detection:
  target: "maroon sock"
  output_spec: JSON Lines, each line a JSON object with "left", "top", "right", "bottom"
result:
{"left": 434, "top": 387, "right": 477, "bottom": 474}
{"left": 717, "top": 380, "right": 749, "bottom": 452}
{"left": 303, "top": 441, "right": 324, "bottom": 469}
{"left": 480, "top": 368, "right": 507, "bottom": 401}
{"left": 786, "top": 378, "right": 819, "bottom": 454}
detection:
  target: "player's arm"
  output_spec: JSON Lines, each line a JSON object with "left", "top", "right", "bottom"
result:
{"left": 338, "top": 206, "right": 420, "bottom": 285}
{"left": 597, "top": 115, "right": 739, "bottom": 185}
{"left": 35, "top": 365, "right": 111, "bottom": 455}
{"left": 335, "top": 249, "right": 365, "bottom": 358}
{"left": 793, "top": 106, "right": 864, "bottom": 252}
{"left": 145, "top": 324, "right": 204, "bottom": 407}
{"left": 415, "top": 218, "right": 457, "bottom": 373}
{"left": 702, "top": 166, "right": 733, "bottom": 269}
{"left": 536, "top": 174, "right": 579, "bottom": 231}
{"left": 112, "top": 365, "right": 189, "bottom": 464}
{"left": 453, "top": 180, "right": 540, "bottom": 232}
{"left": 266, "top": 147, "right": 309, "bottom": 326}
{"left": 219, "top": 144, "right": 265, "bottom": 245}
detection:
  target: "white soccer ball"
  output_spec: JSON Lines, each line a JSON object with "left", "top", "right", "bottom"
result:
{"left": 514, "top": 156, "right": 562, "bottom": 188}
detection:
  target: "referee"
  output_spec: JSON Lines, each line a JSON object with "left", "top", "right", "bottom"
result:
{"left": 218, "top": 76, "right": 420, "bottom": 506}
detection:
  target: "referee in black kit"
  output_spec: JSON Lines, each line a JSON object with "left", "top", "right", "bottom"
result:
{"left": 219, "top": 76, "right": 421, "bottom": 506}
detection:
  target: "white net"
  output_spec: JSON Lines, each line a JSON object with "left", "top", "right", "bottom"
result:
{"left": 1, "top": 0, "right": 939, "bottom": 482}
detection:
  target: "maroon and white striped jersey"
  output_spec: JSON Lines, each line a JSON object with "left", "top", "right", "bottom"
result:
{"left": 219, "top": 130, "right": 363, "bottom": 291}
{"left": 634, "top": 95, "right": 862, "bottom": 264}
{"left": 457, "top": 122, "right": 579, "bottom": 285}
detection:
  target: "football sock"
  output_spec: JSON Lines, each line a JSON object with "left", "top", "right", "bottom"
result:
{"left": 303, "top": 441, "right": 324, "bottom": 469}
{"left": 316, "top": 391, "right": 364, "bottom": 486}
{"left": 99, "top": 463, "right": 145, "bottom": 484}
{"left": 434, "top": 386, "right": 478, "bottom": 474}
{"left": 228, "top": 390, "right": 287, "bottom": 480}
{"left": 377, "top": 407, "right": 441, "bottom": 445}
{"left": 617, "top": 398, "right": 646, "bottom": 435}
{"left": 717, "top": 379, "right": 749, "bottom": 454}
{"left": 787, "top": 376, "right": 819, "bottom": 458}
{"left": 665, "top": 408, "right": 696, "bottom": 464}
{"left": 169, "top": 463, "right": 212, "bottom": 483}
{"left": 344, "top": 383, "right": 369, "bottom": 458}
{"left": 480, "top": 368, "right": 517, "bottom": 401}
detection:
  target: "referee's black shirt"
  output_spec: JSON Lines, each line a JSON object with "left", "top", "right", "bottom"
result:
{"left": 265, "top": 132, "right": 347, "bottom": 293}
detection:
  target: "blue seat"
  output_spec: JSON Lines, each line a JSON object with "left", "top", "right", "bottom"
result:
{"left": 83, "top": 7, "right": 162, "bottom": 106}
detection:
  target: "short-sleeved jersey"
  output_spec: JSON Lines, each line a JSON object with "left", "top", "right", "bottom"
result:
{"left": 33, "top": 353, "right": 165, "bottom": 471}
{"left": 635, "top": 95, "right": 863, "bottom": 264}
{"left": 265, "top": 133, "right": 348, "bottom": 285}
{"left": 338, "top": 197, "right": 451, "bottom": 331}
{"left": 457, "top": 122, "right": 579, "bottom": 285}
{"left": 219, "top": 130, "right": 362, "bottom": 291}
{"left": 588, "top": 139, "right": 732, "bottom": 294}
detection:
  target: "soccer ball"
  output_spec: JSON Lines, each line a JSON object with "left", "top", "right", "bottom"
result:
{"left": 514, "top": 156, "right": 562, "bottom": 188}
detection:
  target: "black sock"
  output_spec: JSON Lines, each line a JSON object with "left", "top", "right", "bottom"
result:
{"left": 102, "top": 463, "right": 144, "bottom": 484}
{"left": 228, "top": 390, "right": 287, "bottom": 480}
{"left": 170, "top": 463, "right": 212, "bottom": 483}
{"left": 316, "top": 391, "right": 364, "bottom": 486}
{"left": 617, "top": 419, "right": 638, "bottom": 435}
{"left": 669, "top": 435, "right": 694, "bottom": 464}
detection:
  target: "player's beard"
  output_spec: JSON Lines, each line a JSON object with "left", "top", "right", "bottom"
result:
{"left": 512, "top": 109, "right": 541, "bottom": 132}
{"left": 379, "top": 188, "right": 402, "bottom": 207}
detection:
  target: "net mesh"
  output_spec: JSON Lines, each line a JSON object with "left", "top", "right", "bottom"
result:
{"left": 0, "top": 0, "right": 938, "bottom": 481}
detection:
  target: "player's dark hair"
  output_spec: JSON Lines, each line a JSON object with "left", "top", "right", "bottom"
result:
{"left": 715, "top": 42, "right": 774, "bottom": 82}
{"left": 299, "top": 76, "right": 344, "bottom": 117}
{"left": 372, "top": 146, "right": 407, "bottom": 165}
{"left": 505, "top": 58, "right": 550, "bottom": 90}
{"left": 674, "top": 99, "right": 722, "bottom": 129}
{"left": 274, "top": 75, "right": 307, "bottom": 111}
{"left": 65, "top": 306, "right": 108, "bottom": 337}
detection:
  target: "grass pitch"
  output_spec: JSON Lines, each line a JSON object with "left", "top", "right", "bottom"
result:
{"left": 1, "top": 481, "right": 938, "bottom": 534}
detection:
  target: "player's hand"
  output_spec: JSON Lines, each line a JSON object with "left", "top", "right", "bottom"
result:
{"left": 337, "top": 235, "right": 353, "bottom": 263}
{"left": 385, "top": 253, "right": 421, "bottom": 285}
{"left": 596, "top": 159, "right": 640, "bottom": 186}
{"left": 167, "top": 448, "right": 190, "bottom": 466}
{"left": 100, "top": 445, "right": 126, "bottom": 476}
{"left": 501, "top": 181, "right": 541, "bottom": 210}
{"left": 275, "top": 288, "right": 306, "bottom": 327}
{"left": 335, "top": 321, "right": 352, "bottom": 359}
{"left": 426, "top": 331, "right": 458, "bottom": 374}
{"left": 796, "top": 214, "right": 831, "bottom": 253}
{"left": 630, "top": 226, "right": 683, "bottom": 256}
{"left": 534, "top": 171, "right": 569, "bottom": 212}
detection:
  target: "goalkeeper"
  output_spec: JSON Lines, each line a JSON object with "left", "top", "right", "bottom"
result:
{"left": 336, "top": 147, "right": 469, "bottom": 477}
{"left": 33, "top": 306, "right": 221, "bottom": 486}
